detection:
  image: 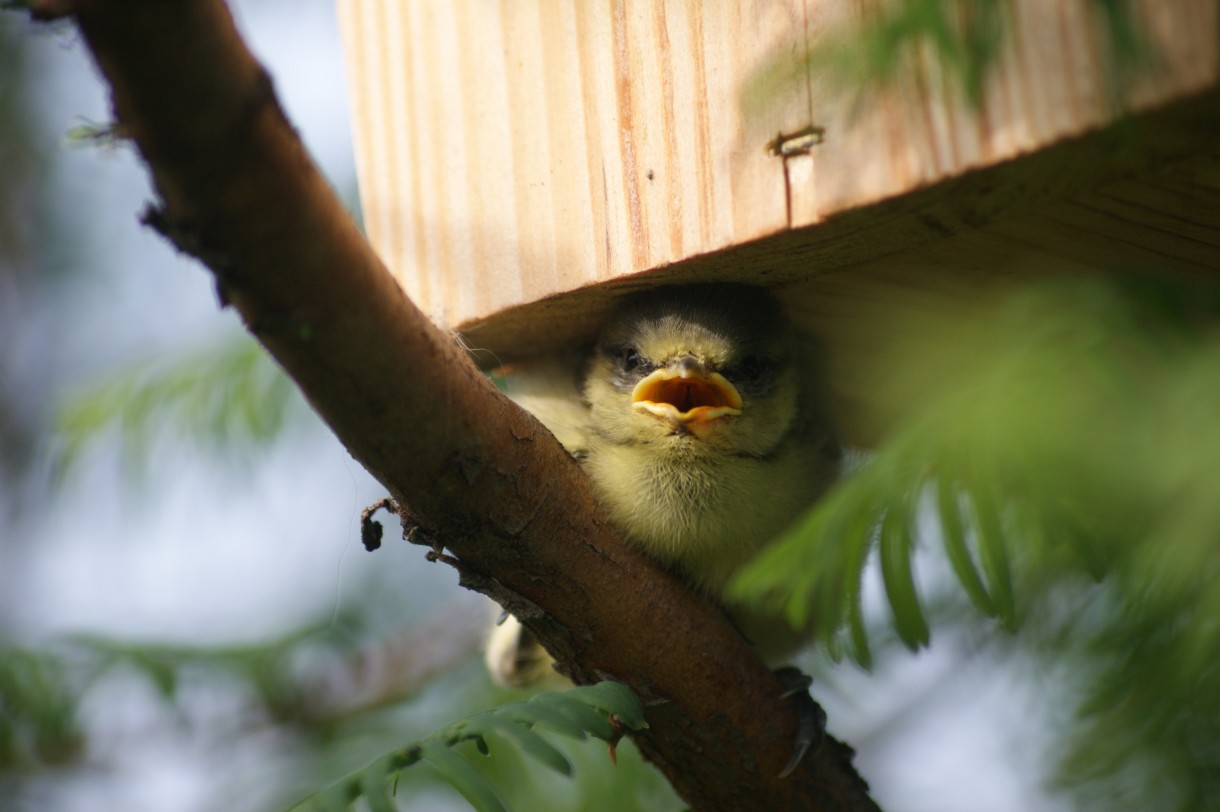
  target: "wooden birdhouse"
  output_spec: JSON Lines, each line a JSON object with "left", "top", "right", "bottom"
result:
{"left": 334, "top": 0, "right": 1219, "bottom": 443}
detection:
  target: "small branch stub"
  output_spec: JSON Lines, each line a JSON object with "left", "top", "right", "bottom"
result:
{"left": 359, "top": 497, "right": 398, "bottom": 551}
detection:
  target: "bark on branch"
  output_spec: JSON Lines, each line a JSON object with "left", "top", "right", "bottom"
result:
{"left": 21, "top": 1, "right": 879, "bottom": 809}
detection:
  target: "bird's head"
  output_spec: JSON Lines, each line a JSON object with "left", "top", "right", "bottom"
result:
{"left": 584, "top": 284, "right": 801, "bottom": 457}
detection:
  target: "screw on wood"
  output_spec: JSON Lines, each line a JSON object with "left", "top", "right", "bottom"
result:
{"left": 768, "top": 125, "right": 826, "bottom": 227}
{"left": 767, "top": 124, "right": 826, "bottom": 158}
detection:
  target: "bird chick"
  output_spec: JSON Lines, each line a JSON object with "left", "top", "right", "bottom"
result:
{"left": 486, "top": 283, "right": 840, "bottom": 685}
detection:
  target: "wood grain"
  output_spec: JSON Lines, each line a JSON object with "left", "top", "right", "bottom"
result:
{"left": 337, "top": 1, "right": 804, "bottom": 319}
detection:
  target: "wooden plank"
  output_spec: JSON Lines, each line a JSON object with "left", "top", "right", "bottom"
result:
{"left": 337, "top": 0, "right": 812, "bottom": 324}
{"left": 457, "top": 87, "right": 1219, "bottom": 338}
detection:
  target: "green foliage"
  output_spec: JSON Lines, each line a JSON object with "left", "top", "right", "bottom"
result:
{"left": 1, "top": 623, "right": 669, "bottom": 812}
{"left": 733, "top": 276, "right": 1220, "bottom": 809}
{"left": 62, "top": 119, "right": 125, "bottom": 149}
{"left": 0, "top": 621, "right": 355, "bottom": 777}
{"left": 54, "top": 335, "right": 303, "bottom": 479}
{"left": 72, "top": 621, "right": 356, "bottom": 723}
{"left": 0, "top": 647, "right": 83, "bottom": 770}
{"left": 291, "top": 682, "right": 647, "bottom": 812}
{"left": 1090, "top": 0, "right": 1161, "bottom": 103}
{"left": 745, "top": 0, "right": 1151, "bottom": 115}
{"left": 8, "top": 5, "right": 1195, "bottom": 811}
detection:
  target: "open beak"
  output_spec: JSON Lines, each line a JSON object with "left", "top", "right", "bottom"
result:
{"left": 631, "top": 362, "right": 743, "bottom": 425}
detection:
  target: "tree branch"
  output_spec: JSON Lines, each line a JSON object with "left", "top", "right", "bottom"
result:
{"left": 20, "top": 1, "right": 878, "bottom": 808}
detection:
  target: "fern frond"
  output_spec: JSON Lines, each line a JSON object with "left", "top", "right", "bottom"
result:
{"left": 879, "top": 498, "right": 928, "bottom": 650}
{"left": 290, "top": 682, "right": 646, "bottom": 812}
{"left": 735, "top": 276, "right": 1220, "bottom": 659}
{"left": 935, "top": 477, "right": 994, "bottom": 616}
{"left": 53, "top": 334, "right": 302, "bottom": 480}
{"left": 733, "top": 275, "right": 1220, "bottom": 808}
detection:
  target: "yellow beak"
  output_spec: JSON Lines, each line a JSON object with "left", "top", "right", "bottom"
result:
{"left": 631, "top": 365, "right": 743, "bottom": 424}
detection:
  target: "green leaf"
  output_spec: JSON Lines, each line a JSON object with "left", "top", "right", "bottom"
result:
{"left": 130, "top": 651, "right": 179, "bottom": 700}
{"left": 501, "top": 699, "right": 589, "bottom": 740}
{"left": 968, "top": 487, "right": 1018, "bottom": 631}
{"left": 804, "top": 494, "right": 856, "bottom": 638}
{"left": 525, "top": 691, "right": 615, "bottom": 741}
{"left": 568, "top": 682, "right": 647, "bottom": 732}
{"left": 310, "top": 783, "right": 359, "bottom": 812}
{"left": 835, "top": 489, "right": 883, "bottom": 647}
{"left": 475, "top": 715, "right": 572, "bottom": 776}
{"left": 359, "top": 758, "right": 397, "bottom": 812}
{"left": 878, "top": 502, "right": 929, "bottom": 650}
{"left": 419, "top": 742, "right": 507, "bottom": 812}
{"left": 937, "top": 477, "right": 996, "bottom": 616}
{"left": 846, "top": 589, "right": 873, "bottom": 671}
{"left": 286, "top": 683, "right": 643, "bottom": 812}
{"left": 63, "top": 120, "right": 122, "bottom": 147}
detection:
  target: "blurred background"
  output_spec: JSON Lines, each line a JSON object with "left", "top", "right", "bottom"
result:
{"left": 1, "top": 2, "right": 1214, "bottom": 811}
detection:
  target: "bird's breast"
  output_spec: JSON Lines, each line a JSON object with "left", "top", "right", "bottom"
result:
{"left": 582, "top": 436, "right": 820, "bottom": 593}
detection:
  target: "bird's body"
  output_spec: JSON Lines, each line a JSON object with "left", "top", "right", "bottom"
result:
{"left": 582, "top": 405, "right": 831, "bottom": 596}
{"left": 486, "top": 284, "right": 840, "bottom": 683}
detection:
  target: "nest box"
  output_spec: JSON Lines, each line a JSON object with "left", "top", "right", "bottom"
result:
{"left": 335, "top": 0, "right": 1219, "bottom": 442}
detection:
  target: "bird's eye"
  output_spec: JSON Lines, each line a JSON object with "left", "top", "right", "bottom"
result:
{"left": 619, "top": 347, "right": 642, "bottom": 372}
{"left": 738, "top": 356, "right": 766, "bottom": 379}
{"left": 734, "top": 355, "right": 774, "bottom": 387}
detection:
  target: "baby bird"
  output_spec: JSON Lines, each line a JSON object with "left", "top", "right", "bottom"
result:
{"left": 486, "top": 283, "right": 841, "bottom": 684}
